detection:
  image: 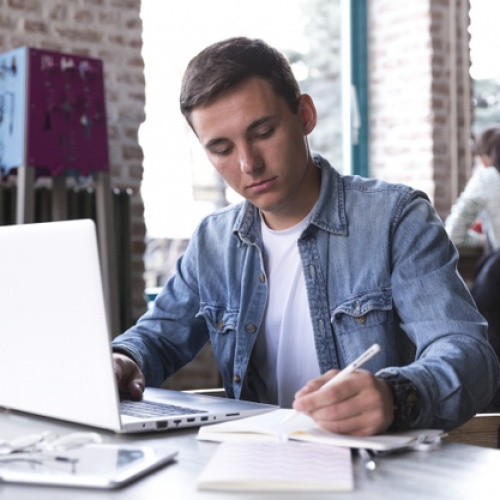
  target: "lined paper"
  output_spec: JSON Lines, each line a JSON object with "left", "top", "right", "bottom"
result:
{"left": 197, "top": 440, "right": 354, "bottom": 492}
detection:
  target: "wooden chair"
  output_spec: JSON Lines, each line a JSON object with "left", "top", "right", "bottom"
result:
{"left": 445, "top": 413, "right": 500, "bottom": 448}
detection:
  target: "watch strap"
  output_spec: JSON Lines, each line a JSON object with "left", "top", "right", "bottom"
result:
{"left": 378, "top": 373, "right": 421, "bottom": 431}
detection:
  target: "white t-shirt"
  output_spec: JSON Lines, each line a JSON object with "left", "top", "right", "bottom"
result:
{"left": 251, "top": 213, "right": 321, "bottom": 408}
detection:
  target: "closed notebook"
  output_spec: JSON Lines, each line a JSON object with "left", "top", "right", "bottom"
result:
{"left": 197, "top": 408, "right": 444, "bottom": 452}
{"left": 197, "top": 441, "right": 354, "bottom": 492}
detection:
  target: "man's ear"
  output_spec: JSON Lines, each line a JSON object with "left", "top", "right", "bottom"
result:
{"left": 298, "top": 94, "right": 317, "bottom": 135}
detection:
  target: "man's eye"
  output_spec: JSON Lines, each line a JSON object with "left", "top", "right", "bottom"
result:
{"left": 214, "top": 148, "right": 232, "bottom": 156}
{"left": 255, "top": 128, "right": 274, "bottom": 140}
{"left": 210, "top": 145, "right": 233, "bottom": 156}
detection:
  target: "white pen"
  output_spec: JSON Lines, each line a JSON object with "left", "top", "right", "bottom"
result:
{"left": 280, "top": 343, "right": 381, "bottom": 426}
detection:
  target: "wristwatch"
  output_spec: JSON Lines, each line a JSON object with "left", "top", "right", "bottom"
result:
{"left": 378, "top": 373, "right": 421, "bottom": 431}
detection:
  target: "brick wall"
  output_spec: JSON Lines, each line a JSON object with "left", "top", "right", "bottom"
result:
{"left": 430, "top": 0, "right": 473, "bottom": 216}
{"left": 368, "top": 0, "right": 472, "bottom": 219}
{"left": 0, "top": 0, "right": 148, "bottom": 325}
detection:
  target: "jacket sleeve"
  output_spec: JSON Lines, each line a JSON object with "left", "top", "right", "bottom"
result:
{"left": 378, "top": 191, "right": 500, "bottom": 430}
{"left": 111, "top": 233, "right": 209, "bottom": 387}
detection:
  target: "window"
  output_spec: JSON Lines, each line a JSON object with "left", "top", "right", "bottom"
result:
{"left": 140, "top": 0, "right": 355, "bottom": 243}
{"left": 470, "top": 0, "right": 500, "bottom": 134}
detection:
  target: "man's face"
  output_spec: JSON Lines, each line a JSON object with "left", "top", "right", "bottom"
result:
{"left": 190, "top": 77, "right": 319, "bottom": 230}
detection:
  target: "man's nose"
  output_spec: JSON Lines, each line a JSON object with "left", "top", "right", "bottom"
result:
{"left": 238, "top": 143, "right": 262, "bottom": 174}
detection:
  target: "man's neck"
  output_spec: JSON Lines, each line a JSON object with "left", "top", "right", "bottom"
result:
{"left": 260, "top": 164, "right": 320, "bottom": 230}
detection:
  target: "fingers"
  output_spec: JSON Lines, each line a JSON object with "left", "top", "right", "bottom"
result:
{"left": 113, "top": 353, "right": 145, "bottom": 400}
{"left": 127, "top": 378, "right": 145, "bottom": 400}
{"left": 293, "top": 370, "right": 395, "bottom": 436}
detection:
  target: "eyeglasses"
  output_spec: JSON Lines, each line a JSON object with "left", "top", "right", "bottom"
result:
{"left": 0, "top": 431, "right": 102, "bottom": 471}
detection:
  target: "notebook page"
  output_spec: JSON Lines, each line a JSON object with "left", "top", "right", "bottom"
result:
{"left": 197, "top": 408, "right": 444, "bottom": 452}
{"left": 197, "top": 441, "right": 354, "bottom": 492}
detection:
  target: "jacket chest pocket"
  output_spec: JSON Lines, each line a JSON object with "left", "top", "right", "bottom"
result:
{"left": 331, "top": 288, "right": 393, "bottom": 340}
{"left": 197, "top": 305, "right": 240, "bottom": 363}
{"left": 199, "top": 305, "right": 239, "bottom": 335}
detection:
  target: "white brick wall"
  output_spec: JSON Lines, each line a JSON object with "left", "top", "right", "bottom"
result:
{"left": 368, "top": 0, "right": 472, "bottom": 219}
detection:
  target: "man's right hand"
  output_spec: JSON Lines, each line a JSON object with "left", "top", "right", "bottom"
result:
{"left": 112, "top": 352, "right": 145, "bottom": 400}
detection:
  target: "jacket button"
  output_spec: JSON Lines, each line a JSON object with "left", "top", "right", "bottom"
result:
{"left": 356, "top": 315, "right": 367, "bottom": 324}
{"left": 233, "top": 374, "right": 241, "bottom": 383}
{"left": 217, "top": 319, "right": 224, "bottom": 329}
{"left": 259, "top": 274, "right": 266, "bottom": 283}
{"left": 246, "top": 323, "right": 257, "bottom": 333}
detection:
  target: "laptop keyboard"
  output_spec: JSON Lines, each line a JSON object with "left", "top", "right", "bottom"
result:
{"left": 120, "top": 399, "right": 208, "bottom": 418}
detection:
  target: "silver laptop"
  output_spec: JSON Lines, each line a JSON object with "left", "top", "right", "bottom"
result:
{"left": 0, "top": 219, "right": 276, "bottom": 433}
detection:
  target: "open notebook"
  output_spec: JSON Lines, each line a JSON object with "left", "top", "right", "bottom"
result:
{"left": 198, "top": 408, "right": 445, "bottom": 452}
{"left": 0, "top": 219, "right": 276, "bottom": 433}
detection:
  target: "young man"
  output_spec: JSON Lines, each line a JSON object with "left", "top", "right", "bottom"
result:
{"left": 112, "top": 37, "right": 499, "bottom": 436}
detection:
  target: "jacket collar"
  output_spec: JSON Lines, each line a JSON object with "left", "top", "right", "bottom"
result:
{"left": 233, "top": 154, "right": 348, "bottom": 244}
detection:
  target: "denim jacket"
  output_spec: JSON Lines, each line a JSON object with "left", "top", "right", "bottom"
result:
{"left": 112, "top": 154, "right": 500, "bottom": 430}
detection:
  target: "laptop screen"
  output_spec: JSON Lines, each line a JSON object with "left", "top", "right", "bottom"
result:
{"left": 0, "top": 219, "right": 123, "bottom": 431}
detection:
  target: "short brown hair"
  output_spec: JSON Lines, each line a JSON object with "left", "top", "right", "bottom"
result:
{"left": 180, "top": 37, "right": 301, "bottom": 125}
{"left": 477, "top": 125, "right": 500, "bottom": 172}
